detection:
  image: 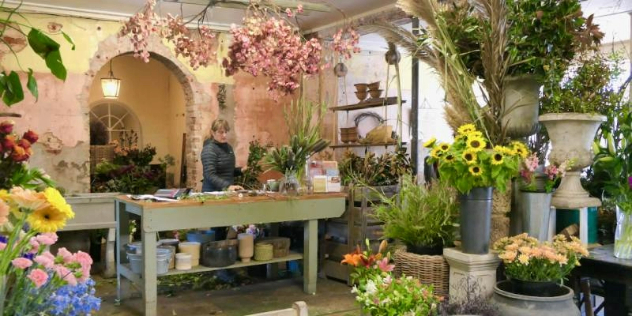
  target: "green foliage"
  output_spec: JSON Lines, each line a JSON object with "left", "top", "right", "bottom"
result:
{"left": 0, "top": 2, "right": 75, "bottom": 106}
{"left": 541, "top": 53, "right": 624, "bottom": 115}
{"left": 426, "top": 124, "right": 524, "bottom": 194}
{"left": 373, "top": 176, "right": 458, "bottom": 247}
{"left": 339, "top": 147, "right": 412, "bottom": 186}
{"left": 505, "top": 0, "right": 602, "bottom": 78}
{"left": 235, "top": 139, "right": 268, "bottom": 189}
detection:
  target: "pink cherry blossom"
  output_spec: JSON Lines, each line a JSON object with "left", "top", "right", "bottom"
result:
{"left": 12, "top": 258, "right": 33, "bottom": 269}
{"left": 27, "top": 269, "right": 48, "bottom": 288}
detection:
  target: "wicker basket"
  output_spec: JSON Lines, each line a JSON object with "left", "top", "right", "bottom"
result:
{"left": 90, "top": 145, "right": 116, "bottom": 171}
{"left": 393, "top": 248, "right": 450, "bottom": 297}
{"left": 255, "top": 237, "right": 290, "bottom": 258}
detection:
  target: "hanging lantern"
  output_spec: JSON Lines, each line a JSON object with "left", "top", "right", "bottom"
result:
{"left": 101, "top": 59, "right": 121, "bottom": 99}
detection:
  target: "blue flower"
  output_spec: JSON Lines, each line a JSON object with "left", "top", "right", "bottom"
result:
{"left": 0, "top": 235, "right": 7, "bottom": 243}
{"left": 39, "top": 278, "right": 101, "bottom": 316}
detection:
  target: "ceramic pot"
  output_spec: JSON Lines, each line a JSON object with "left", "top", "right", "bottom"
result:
{"left": 491, "top": 280, "right": 579, "bottom": 316}
{"left": 355, "top": 91, "right": 368, "bottom": 101}
{"left": 368, "top": 89, "right": 383, "bottom": 99}
{"left": 354, "top": 83, "right": 368, "bottom": 92}
{"left": 538, "top": 113, "right": 605, "bottom": 207}
{"left": 238, "top": 233, "right": 254, "bottom": 263}
{"left": 520, "top": 192, "right": 553, "bottom": 241}
{"left": 459, "top": 187, "right": 493, "bottom": 254}
{"left": 406, "top": 242, "right": 443, "bottom": 255}
{"left": 502, "top": 75, "right": 541, "bottom": 138}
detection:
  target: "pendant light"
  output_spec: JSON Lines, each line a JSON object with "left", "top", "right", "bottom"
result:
{"left": 101, "top": 59, "right": 121, "bottom": 99}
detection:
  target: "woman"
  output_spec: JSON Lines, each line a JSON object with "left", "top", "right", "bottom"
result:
{"left": 201, "top": 119, "right": 245, "bottom": 192}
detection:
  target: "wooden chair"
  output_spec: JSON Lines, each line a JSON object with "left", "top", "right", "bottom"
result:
{"left": 577, "top": 277, "right": 605, "bottom": 316}
{"left": 246, "top": 301, "right": 308, "bottom": 316}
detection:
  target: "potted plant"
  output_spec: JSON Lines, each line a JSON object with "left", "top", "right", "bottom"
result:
{"left": 491, "top": 233, "right": 588, "bottom": 315}
{"left": 341, "top": 240, "right": 441, "bottom": 316}
{"left": 593, "top": 98, "right": 632, "bottom": 258}
{"left": 426, "top": 124, "right": 525, "bottom": 254}
{"left": 518, "top": 154, "right": 571, "bottom": 241}
{"left": 539, "top": 52, "right": 618, "bottom": 208}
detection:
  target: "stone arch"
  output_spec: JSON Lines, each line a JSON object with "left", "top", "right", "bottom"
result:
{"left": 80, "top": 34, "right": 213, "bottom": 188}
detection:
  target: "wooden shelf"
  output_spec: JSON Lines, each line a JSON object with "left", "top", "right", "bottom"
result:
{"left": 329, "top": 97, "right": 406, "bottom": 112}
{"left": 330, "top": 142, "right": 406, "bottom": 149}
{"left": 163, "top": 252, "right": 303, "bottom": 276}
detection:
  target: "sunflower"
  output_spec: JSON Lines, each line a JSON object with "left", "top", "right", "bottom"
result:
{"left": 43, "top": 188, "right": 74, "bottom": 219}
{"left": 438, "top": 142, "right": 450, "bottom": 152}
{"left": 469, "top": 165, "right": 483, "bottom": 177}
{"left": 466, "top": 131, "right": 483, "bottom": 138}
{"left": 511, "top": 141, "right": 529, "bottom": 158}
{"left": 457, "top": 124, "right": 477, "bottom": 135}
{"left": 423, "top": 137, "right": 437, "bottom": 148}
{"left": 466, "top": 136, "right": 486, "bottom": 152}
{"left": 444, "top": 154, "right": 456, "bottom": 163}
{"left": 462, "top": 149, "right": 478, "bottom": 164}
{"left": 27, "top": 206, "right": 67, "bottom": 233}
{"left": 494, "top": 145, "right": 514, "bottom": 156}
{"left": 430, "top": 147, "right": 444, "bottom": 159}
{"left": 491, "top": 152, "right": 505, "bottom": 165}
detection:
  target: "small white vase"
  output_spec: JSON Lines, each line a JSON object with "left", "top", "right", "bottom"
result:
{"left": 238, "top": 233, "right": 254, "bottom": 263}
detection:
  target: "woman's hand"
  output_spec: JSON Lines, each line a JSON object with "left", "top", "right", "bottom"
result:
{"left": 227, "top": 185, "right": 244, "bottom": 192}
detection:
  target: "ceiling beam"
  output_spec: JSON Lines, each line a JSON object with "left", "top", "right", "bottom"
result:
{"left": 165, "top": 0, "right": 331, "bottom": 12}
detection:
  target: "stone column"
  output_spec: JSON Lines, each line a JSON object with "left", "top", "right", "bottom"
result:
{"left": 443, "top": 248, "right": 501, "bottom": 302}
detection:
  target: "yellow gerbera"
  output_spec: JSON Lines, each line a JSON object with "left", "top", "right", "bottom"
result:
{"left": 444, "top": 154, "right": 456, "bottom": 163}
{"left": 466, "top": 136, "right": 486, "bottom": 152}
{"left": 469, "top": 165, "right": 483, "bottom": 177}
{"left": 462, "top": 149, "right": 478, "bottom": 164}
{"left": 423, "top": 137, "right": 437, "bottom": 148}
{"left": 491, "top": 152, "right": 504, "bottom": 165}
{"left": 43, "top": 188, "right": 74, "bottom": 219}
{"left": 430, "top": 147, "right": 444, "bottom": 159}
{"left": 438, "top": 142, "right": 451, "bottom": 152}
{"left": 27, "top": 206, "right": 67, "bottom": 233}
{"left": 0, "top": 189, "right": 8, "bottom": 202}
{"left": 457, "top": 124, "right": 477, "bottom": 135}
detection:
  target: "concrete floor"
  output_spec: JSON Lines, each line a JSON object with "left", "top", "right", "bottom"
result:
{"left": 95, "top": 276, "right": 360, "bottom": 316}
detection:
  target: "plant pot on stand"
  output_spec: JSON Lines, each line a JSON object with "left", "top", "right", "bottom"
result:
{"left": 538, "top": 113, "right": 605, "bottom": 222}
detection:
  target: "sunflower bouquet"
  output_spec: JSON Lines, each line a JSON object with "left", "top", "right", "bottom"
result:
{"left": 425, "top": 124, "right": 527, "bottom": 194}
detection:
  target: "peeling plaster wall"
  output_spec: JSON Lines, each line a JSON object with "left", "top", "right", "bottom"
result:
{"left": 0, "top": 13, "right": 297, "bottom": 193}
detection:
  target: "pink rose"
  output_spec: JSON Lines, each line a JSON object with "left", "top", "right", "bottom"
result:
{"left": 0, "top": 120, "right": 14, "bottom": 134}
{"left": 73, "top": 251, "right": 93, "bottom": 269}
{"left": 57, "top": 247, "right": 73, "bottom": 263}
{"left": 22, "top": 130, "right": 38, "bottom": 144}
{"left": 36, "top": 233, "right": 57, "bottom": 246}
{"left": 12, "top": 257, "right": 33, "bottom": 269}
{"left": 34, "top": 253, "right": 55, "bottom": 269}
{"left": 54, "top": 265, "right": 77, "bottom": 286}
{"left": 27, "top": 268, "right": 48, "bottom": 288}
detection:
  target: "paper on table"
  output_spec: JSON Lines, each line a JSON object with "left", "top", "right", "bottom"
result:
{"left": 128, "top": 195, "right": 178, "bottom": 202}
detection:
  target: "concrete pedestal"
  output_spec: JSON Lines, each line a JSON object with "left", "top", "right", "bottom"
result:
{"left": 444, "top": 248, "right": 501, "bottom": 302}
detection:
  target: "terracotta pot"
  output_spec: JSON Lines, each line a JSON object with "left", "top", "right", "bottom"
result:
{"left": 355, "top": 91, "right": 368, "bottom": 102}
{"left": 354, "top": 83, "right": 368, "bottom": 92}
{"left": 368, "top": 89, "right": 383, "bottom": 99}
{"left": 238, "top": 233, "right": 254, "bottom": 263}
{"left": 367, "top": 81, "right": 380, "bottom": 90}
{"left": 538, "top": 113, "right": 605, "bottom": 207}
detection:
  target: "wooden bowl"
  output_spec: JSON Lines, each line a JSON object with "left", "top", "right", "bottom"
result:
{"left": 355, "top": 91, "right": 368, "bottom": 102}
{"left": 354, "top": 83, "right": 368, "bottom": 92}
{"left": 369, "top": 89, "right": 383, "bottom": 99}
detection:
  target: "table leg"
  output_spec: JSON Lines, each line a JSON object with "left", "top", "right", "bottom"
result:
{"left": 142, "top": 230, "right": 158, "bottom": 316}
{"left": 116, "top": 201, "right": 131, "bottom": 301}
{"left": 104, "top": 228, "right": 116, "bottom": 278}
{"left": 579, "top": 207, "right": 589, "bottom": 245}
{"left": 548, "top": 207, "right": 556, "bottom": 242}
{"left": 304, "top": 219, "right": 317, "bottom": 294}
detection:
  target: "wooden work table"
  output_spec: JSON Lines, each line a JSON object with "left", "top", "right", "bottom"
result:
{"left": 115, "top": 193, "right": 346, "bottom": 316}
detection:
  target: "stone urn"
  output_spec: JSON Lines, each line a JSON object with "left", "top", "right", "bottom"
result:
{"left": 538, "top": 113, "right": 605, "bottom": 209}
{"left": 502, "top": 75, "right": 541, "bottom": 138}
{"left": 491, "top": 280, "right": 579, "bottom": 316}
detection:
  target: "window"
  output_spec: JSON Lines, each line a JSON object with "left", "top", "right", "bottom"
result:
{"left": 89, "top": 101, "right": 141, "bottom": 145}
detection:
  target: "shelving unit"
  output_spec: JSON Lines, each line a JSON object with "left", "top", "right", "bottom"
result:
{"left": 329, "top": 142, "right": 407, "bottom": 149}
{"left": 323, "top": 185, "right": 398, "bottom": 284}
{"left": 329, "top": 97, "right": 405, "bottom": 112}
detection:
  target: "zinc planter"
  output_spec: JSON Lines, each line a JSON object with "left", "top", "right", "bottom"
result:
{"left": 502, "top": 75, "right": 541, "bottom": 138}
{"left": 491, "top": 280, "right": 579, "bottom": 316}
{"left": 520, "top": 192, "right": 553, "bottom": 241}
{"left": 459, "top": 187, "right": 493, "bottom": 254}
{"left": 538, "top": 113, "right": 605, "bottom": 208}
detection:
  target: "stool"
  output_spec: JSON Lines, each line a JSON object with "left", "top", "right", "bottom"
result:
{"left": 578, "top": 277, "right": 605, "bottom": 316}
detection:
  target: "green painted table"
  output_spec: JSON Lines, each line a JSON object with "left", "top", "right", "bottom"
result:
{"left": 115, "top": 193, "right": 346, "bottom": 316}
